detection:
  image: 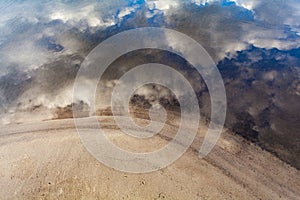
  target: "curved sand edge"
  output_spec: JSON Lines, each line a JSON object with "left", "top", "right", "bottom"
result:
{"left": 0, "top": 117, "right": 299, "bottom": 199}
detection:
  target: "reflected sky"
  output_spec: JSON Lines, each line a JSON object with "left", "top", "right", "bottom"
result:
{"left": 0, "top": 0, "right": 299, "bottom": 168}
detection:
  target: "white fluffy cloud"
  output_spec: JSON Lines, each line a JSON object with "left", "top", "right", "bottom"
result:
{"left": 234, "top": 0, "right": 300, "bottom": 50}
{"left": 49, "top": 4, "right": 112, "bottom": 28}
{"left": 231, "top": 0, "right": 259, "bottom": 10}
{"left": 207, "top": 0, "right": 300, "bottom": 36}
{"left": 118, "top": 6, "right": 138, "bottom": 18}
{"left": 253, "top": 0, "right": 300, "bottom": 35}
{"left": 175, "top": 0, "right": 300, "bottom": 59}
{"left": 191, "top": 0, "right": 300, "bottom": 36}
{"left": 240, "top": 22, "right": 300, "bottom": 50}
{"left": 0, "top": 0, "right": 133, "bottom": 76}
{"left": 146, "top": 0, "right": 180, "bottom": 11}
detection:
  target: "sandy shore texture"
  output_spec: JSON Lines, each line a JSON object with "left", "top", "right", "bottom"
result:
{"left": 0, "top": 116, "right": 299, "bottom": 199}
